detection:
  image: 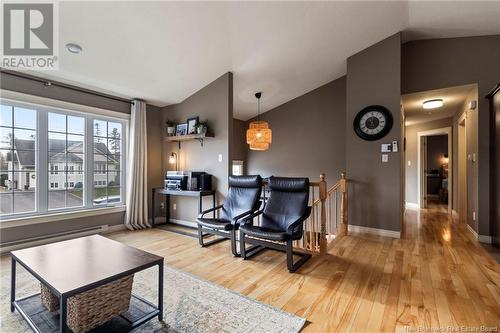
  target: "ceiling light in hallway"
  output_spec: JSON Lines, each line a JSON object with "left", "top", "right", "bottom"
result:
{"left": 422, "top": 99, "right": 444, "bottom": 109}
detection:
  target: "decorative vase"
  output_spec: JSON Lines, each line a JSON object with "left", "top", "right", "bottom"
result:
{"left": 197, "top": 126, "right": 207, "bottom": 135}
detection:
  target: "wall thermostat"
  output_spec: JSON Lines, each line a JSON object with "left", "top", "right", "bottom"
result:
{"left": 392, "top": 141, "right": 398, "bottom": 152}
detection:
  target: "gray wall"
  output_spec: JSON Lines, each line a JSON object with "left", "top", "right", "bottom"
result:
{"left": 346, "top": 33, "right": 402, "bottom": 232}
{"left": 405, "top": 117, "right": 453, "bottom": 205}
{"left": 402, "top": 35, "right": 500, "bottom": 235}
{"left": 0, "top": 72, "right": 131, "bottom": 114}
{"left": 0, "top": 72, "right": 161, "bottom": 244}
{"left": 231, "top": 118, "right": 248, "bottom": 169}
{"left": 161, "top": 73, "right": 233, "bottom": 223}
{"left": 146, "top": 104, "right": 164, "bottom": 219}
{"left": 245, "top": 76, "right": 346, "bottom": 184}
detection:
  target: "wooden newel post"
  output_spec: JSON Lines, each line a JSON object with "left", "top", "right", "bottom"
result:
{"left": 340, "top": 172, "right": 348, "bottom": 236}
{"left": 319, "top": 173, "right": 327, "bottom": 254}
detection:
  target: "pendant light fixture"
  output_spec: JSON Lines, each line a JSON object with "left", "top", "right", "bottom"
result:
{"left": 246, "top": 92, "right": 272, "bottom": 151}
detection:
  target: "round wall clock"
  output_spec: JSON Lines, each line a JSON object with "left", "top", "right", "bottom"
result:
{"left": 353, "top": 105, "right": 393, "bottom": 141}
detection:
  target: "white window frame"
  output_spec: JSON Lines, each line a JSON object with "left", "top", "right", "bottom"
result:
{"left": 0, "top": 91, "right": 129, "bottom": 225}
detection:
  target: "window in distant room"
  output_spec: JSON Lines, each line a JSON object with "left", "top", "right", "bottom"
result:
{"left": 232, "top": 160, "right": 244, "bottom": 176}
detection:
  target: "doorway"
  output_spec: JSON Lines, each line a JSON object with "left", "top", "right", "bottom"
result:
{"left": 417, "top": 127, "right": 452, "bottom": 213}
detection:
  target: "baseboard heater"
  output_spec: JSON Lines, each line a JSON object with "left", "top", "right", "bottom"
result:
{"left": 0, "top": 225, "right": 109, "bottom": 254}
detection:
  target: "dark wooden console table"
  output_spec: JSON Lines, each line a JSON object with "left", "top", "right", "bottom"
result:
{"left": 151, "top": 188, "right": 216, "bottom": 227}
{"left": 10, "top": 235, "right": 164, "bottom": 333}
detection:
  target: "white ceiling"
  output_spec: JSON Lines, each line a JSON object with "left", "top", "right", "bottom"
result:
{"left": 28, "top": 1, "right": 500, "bottom": 120}
{"left": 402, "top": 84, "right": 476, "bottom": 126}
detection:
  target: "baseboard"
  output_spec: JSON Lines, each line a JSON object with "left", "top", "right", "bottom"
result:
{"left": 148, "top": 217, "right": 196, "bottom": 228}
{"left": 348, "top": 225, "right": 400, "bottom": 239}
{"left": 170, "top": 219, "right": 197, "bottom": 228}
{"left": 478, "top": 234, "right": 493, "bottom": 244}
{"left": 0, "top": 224, "right": 114, "bottom": 254}
{"left": 466, "top": 223, "right": 478, "bottom": 239}
{"left": 405, "top": 202, "right": 418, "bottom": 210}
{"left": 465, "top": 223, "right": 492, "bottom": 244}
{"left": 102, "top": 224, "right": 128, "bottom": 234}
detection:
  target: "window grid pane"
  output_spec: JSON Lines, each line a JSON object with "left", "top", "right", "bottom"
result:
{"left": 0, "top": 105, "right": 37, "bottom": 215}
{"left": 48, "top": 112, "right": 85, "bottom": 211}
{"left": 93, "top": 120, "right": 122, "bottom": 206}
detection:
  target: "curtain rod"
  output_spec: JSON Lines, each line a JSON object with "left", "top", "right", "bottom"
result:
{"left": 0, "top": 68, "right": 134, "bottom": 105}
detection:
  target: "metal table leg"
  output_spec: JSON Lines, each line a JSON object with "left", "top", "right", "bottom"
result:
{"left": 152, "top": 188, "right": 156, "bottom": 226}
{"left": 158, "top": 261, "right": 164, "bottom": 321}
{"left": 10, "top": 258, "right": 16, "bottom": 312}
{"left": 166, "top": 194, "right": 170, "bottom": 224}
{"left": 212, "top": 193, "right": 216, "bottom": 219}
{"left": 60, "top": 295, "right": 67, "bottom": 332}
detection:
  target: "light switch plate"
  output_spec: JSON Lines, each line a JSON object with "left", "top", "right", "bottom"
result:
{"left": 381, "top": 144, "right": 392, "bottom": 152}
{"left": 407, "top": 160, "right": 411, "bottom": 166}
{"left": 382, "top": 154, "right": 389, "bottom": 163}
{"left": 218, "top": 154, "right": 223, "bottom": 162}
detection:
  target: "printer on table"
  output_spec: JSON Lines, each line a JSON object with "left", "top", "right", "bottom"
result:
{"left": 165, "top": 171, "right": 212, "bottom": 191}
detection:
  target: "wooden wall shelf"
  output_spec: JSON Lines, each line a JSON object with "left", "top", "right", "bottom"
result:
{"left": 165, "top": 133, "right": 214, "bottom": 147}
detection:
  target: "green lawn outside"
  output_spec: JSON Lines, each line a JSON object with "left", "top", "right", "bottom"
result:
{"left": 70, "top": 187, "right": 120, "bottom": 199}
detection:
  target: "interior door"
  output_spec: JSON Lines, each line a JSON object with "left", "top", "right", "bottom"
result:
{"left": 458, "top": 118, "right": 467, "bottom": 223}
{"left": 420, "top": 136, "right": 428, "bottom": 208}
{"left": 489, "top": 85, "right": 500, "bottom": 247}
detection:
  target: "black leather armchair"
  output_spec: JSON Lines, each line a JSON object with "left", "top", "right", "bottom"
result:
{"left": 197, "top": 175, "right": 262, "bottom": 256}
{"left": 239, "top": 176, "right": 312, "bottom": 272}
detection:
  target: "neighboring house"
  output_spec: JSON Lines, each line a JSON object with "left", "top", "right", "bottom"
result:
{"left": 6, "top": 139, "right": 118, "bottom": 191}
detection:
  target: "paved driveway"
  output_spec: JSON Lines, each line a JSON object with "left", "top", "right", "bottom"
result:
{"left": 0, "top": 190, "right": 82, "bottom": 214}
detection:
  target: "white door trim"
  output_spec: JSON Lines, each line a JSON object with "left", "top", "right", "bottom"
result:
{"left": 417, "top": 127, "right": 452, "bottom": 213}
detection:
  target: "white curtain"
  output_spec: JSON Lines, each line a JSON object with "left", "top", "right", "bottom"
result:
{"left": 124, "top": 100, "right": 150, "bottom": 230}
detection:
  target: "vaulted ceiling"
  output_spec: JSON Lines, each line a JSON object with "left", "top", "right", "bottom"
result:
{"left": 29, "top": 1, "right": 500, "bottom": 120}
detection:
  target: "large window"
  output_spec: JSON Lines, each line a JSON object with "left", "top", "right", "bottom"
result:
{"left": 0, "top": 100, "right": 126, "bottom": 219}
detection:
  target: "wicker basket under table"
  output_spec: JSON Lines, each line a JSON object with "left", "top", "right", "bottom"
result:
{"left": 41, "top": 275, "right": 134, "bottom": 333}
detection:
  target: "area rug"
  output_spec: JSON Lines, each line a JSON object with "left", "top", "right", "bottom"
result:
{"left": 0, "top": 263, "right": 305, "bottom": 333}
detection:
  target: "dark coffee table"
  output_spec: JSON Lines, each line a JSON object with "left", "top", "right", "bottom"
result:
{"left": 10, "top": 235, "right": 164, "bottom": 333}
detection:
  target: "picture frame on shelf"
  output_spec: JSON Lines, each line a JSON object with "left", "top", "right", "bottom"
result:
{"left": 176, "top": 123, "right": 188, "bottom": 136}
{"left": 187, "top": 117, "right": 199, "bottom": 134}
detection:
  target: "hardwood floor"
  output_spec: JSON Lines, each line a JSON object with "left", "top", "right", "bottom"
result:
{"left": 2, "top": 203, "right": 498, "bottom": 332}
{"left": 104, "top": 204, "right": 500, "bottom": 332}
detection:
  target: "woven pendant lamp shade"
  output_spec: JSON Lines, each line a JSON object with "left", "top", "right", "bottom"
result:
{"left": 247, "top": 92, "right": 272, "bottom": 151}
{"left": 246, "top": 121, "right": 272, "bottom": 151}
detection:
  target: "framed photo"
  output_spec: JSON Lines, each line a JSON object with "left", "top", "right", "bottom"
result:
{"left": 176, "top": 123, "right": 188, "bottom": 136}
{"left": 187, "top": 117, "right": 199, "bottom": 134}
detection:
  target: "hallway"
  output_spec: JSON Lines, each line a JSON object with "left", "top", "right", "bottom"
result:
{"left": 401, "top": 203, "right": 500, "bottom": 329}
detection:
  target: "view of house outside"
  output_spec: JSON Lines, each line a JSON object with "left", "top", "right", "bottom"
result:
{"left": 0, "top": 105, "right": 123, "bottom": 215}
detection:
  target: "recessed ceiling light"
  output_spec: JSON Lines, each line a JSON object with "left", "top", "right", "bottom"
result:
{"left": 66, "top": 43, "right": 82, "bottom": 54}
{"left": 423, "top": 99, "right": 443, "bottom": 109}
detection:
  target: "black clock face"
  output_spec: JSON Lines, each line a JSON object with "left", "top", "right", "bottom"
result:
{"left": 353, "top": 105, "right": 393, "bottom": 141}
